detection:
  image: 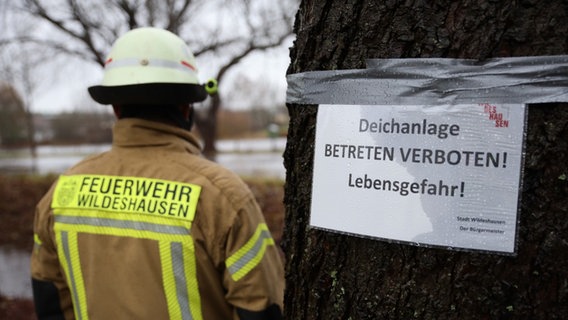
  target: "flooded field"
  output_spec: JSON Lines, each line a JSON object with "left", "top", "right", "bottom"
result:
{"left": 0, "top": 137, "right": 286, "bottom": 179}
{"left": 0, "top": 248, "right": 31, "bottom": 298}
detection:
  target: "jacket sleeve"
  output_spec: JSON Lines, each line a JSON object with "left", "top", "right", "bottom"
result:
{"left": 31, "top": 186, "right": 75, "bottom": 320}
{"left": 32, "top": 278, "right": 65, "bottom": 320}
{"left": 222, "top": 195, "right": 285, "bottom": 319}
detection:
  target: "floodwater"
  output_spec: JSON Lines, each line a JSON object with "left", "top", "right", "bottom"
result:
{"left": 0, "top": 137, "right": 286, "bottom": 299}
{"left": 0, "top": 247, "right": 32, "bottom": 298}
{"left": 0, "top": 137, "right": 286, "bottom": 178}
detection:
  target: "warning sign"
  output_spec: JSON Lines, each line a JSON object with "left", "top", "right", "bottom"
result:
{"left": 310, "top": 103, "right": 526, "bottom": 254}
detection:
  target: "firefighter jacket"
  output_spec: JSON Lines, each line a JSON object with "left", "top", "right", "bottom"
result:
{"left": 31, "top": 118, "right": 285, "bottom": 319}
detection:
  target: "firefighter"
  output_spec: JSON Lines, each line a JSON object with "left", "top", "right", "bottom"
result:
{"left": 31, "top": 27, "right": 284, "bottom": 320}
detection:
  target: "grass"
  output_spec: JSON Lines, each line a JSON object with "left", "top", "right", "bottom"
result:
{"left": 0, "top": 174, "right": 57, "bottom": 250}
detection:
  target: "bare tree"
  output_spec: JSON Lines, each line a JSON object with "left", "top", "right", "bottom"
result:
{"left": 0, "top": 9, "right": 56, "bottom": 164}
{"left": 0, "top": 45, "right": 43, "bottom": 164}
{"left": 0, "top": 83, "right": 27, "bottom": 146}
{"left": 1, "top": 0, "right": 296, "bottom": 155}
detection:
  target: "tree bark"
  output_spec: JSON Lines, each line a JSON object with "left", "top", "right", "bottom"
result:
{"left": 283, "top": 0, "right": 568, "bottom": 319}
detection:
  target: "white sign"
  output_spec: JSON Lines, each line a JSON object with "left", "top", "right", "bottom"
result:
{"left": 311, "top": 104, "right": 526, "bottom": 254}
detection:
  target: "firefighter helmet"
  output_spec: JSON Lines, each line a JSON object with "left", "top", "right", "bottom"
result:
{"left": 88, "top": 27, "right": 207, "bottom": 105}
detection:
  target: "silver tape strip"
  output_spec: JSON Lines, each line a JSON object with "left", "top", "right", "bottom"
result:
{"left": 286, "top": 56, "right": 568, "bottom": 105}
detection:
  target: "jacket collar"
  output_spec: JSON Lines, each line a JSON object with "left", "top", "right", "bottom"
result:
{"left": 112, "top": 118, "right": 202, "bottom": 155}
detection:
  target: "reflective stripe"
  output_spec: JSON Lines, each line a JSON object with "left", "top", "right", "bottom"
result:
{"left": 34, "top": 233, "right": 43, "bottom": 246}
{"left": 54, "top": 208, "right": 192, "bottom": 242}
{"left": 160, "top": 242, "right": 195, "bottom": 319}
{"left": 226, "top": 224, "right": 275, "bottom": 281}
{"left": 184, "top": 241, "right": 203, "bottom": 319}
{"left": 159, "top": 241, "right": 202, "bottom": 320}
{"left": 105, "top": 57, "right": 197, "bottom": 74}
{"left": 57, "top": 231, "right": 88, "bottom": 320}
{"left": 172, "top": 243, "right": 192, "bottom": 320}
{"left": 55, "top": 215, "right": 189, "bottom": 236}
{"left": 54, "top": 207, "right": 202, "bottom": 319}
{"left": 33, "top": 233, "right": 42, "bottom": 254}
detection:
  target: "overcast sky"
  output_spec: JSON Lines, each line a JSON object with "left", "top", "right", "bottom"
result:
{"left": 31, "top": 43, "right": 292, "bottom": 114}
{"left": 1, "top": 0, "right": 296, "bottom": 114}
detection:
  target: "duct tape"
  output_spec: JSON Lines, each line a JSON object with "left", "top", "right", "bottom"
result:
{"left": 286, "top": 55, "right": 568, "bottom": 105}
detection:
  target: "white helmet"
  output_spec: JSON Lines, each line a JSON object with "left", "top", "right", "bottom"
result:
{"left": 88, "top": 27, "right": 207, "bottom": 105}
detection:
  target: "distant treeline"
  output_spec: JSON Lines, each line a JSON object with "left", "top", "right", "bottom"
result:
{"left": 1, "top": 107, "right": 288, "bottom": 147}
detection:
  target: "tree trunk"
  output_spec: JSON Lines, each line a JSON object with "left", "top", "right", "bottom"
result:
{"left": 283, "top": 0, "right": 568, "bottom": 319}
{"left": 24, "top": 108, "right": 37, "bottom": 172}
{"left": 194, "top": 93, "right": 220, "bottom": 158}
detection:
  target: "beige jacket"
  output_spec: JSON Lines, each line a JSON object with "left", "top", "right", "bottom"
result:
{"left": 31, "top": 118, "right": 284, "bottom": 319}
